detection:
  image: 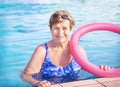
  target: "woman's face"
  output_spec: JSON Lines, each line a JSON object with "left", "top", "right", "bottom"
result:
{"left": 50, "top": 20, "right": 72, "bottom": 43}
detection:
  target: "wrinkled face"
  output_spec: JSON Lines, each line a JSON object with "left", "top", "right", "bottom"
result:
{"left": 50, "top": 20, "right": 71, "bottom": 43}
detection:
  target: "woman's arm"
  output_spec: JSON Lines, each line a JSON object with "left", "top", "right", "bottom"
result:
{"left": 21, "top": 45, "right": 49, "bottom": 86}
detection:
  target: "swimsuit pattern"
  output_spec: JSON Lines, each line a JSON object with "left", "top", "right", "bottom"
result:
{"left": 32, "top": 43, "right": 81, "bottom": 84}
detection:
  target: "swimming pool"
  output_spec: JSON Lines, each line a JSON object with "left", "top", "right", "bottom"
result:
{"left": 0, "top": 0, "right": 120, "bottom": 86}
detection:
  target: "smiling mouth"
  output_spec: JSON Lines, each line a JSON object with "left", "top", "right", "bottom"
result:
{"left": 57, "top": 36, "right": 65, "bottom": 38}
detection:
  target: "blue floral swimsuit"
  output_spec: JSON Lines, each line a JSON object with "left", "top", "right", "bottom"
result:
{"left": 32, "top": 43, "right": 82, "bottom": 84}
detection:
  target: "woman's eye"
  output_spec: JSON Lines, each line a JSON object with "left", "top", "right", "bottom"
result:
{"left": 63, "top": 28, "right": 67, "bottom": 30}
{"left": 54, "top": 28, "right": 59, "bottom": 30}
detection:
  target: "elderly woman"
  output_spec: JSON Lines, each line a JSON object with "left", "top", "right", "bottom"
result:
{"left": 21, "top": 10, "right": 110, "bottom": 87}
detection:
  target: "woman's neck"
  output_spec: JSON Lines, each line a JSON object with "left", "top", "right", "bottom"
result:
{"left": 50, "top": 40, "right": 69, "bottom": 49}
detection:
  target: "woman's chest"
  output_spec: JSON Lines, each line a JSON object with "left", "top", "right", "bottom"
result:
{"left": 48, "top": 48, "right": 72, "bottom": 67}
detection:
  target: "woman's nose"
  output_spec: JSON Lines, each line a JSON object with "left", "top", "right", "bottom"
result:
{"left": 58, "top": 29, "right": 63, "bottom": 34}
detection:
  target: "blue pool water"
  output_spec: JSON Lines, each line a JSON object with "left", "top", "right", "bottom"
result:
{"left": 0, "top": 0, "right": 120, "bottom": 86}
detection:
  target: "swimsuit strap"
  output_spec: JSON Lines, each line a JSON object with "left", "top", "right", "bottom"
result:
{"left": 44, "top": 43, "right": 48, "bottom": 50}
{"left": 44, "top": 43, "right": 48, "bottom": 55}
{"left": 44, "top": 43, "right": 50, "bottom": 60}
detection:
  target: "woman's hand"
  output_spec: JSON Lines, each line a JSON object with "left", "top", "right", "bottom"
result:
{"left": 35, "top": 80, "right": 51, "bottom": 87}
{"left": 99, "top": 64, "right": 113, "bottom": 71}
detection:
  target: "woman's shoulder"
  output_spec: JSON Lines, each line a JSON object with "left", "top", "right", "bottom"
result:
{"left": 35, "top": 41, "right": 51, "bottom": 52}
{"left": 36, "top": 41, "right": 49, "bottom": 49}
{"left": 34, "top": 43, "right": 47, "bottom": 54}
{"left": 78, "top": 45, "right": 87, "bottom": 59}
{"left": 37, "top": 43, "right": 45, "bottom": 48}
